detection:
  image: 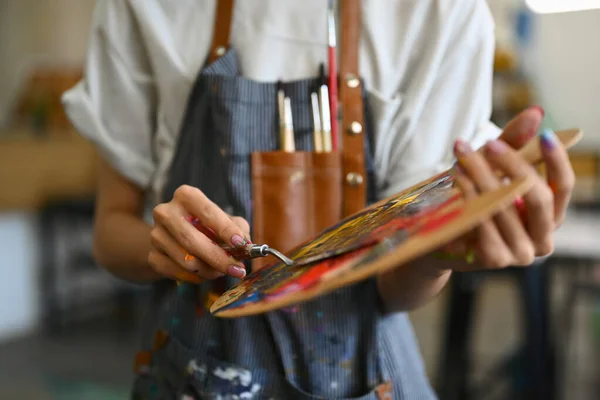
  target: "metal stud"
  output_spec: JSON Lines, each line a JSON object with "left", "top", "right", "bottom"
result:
{"left": 345, "top": 73, "right": 360, "bottom": 88}
{"left": 346, "top": 172, "right": 364, "bottom": 186}
{"left": 348, "top": 121, "right": 363, "bottom": 135}
{"left": 290, "top": 171, "right": 305, "bottom": 184}
{"left": 215, "top": 46, "right": 226, "bottom": 57}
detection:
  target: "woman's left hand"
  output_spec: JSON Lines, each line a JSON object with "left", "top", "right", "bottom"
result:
{"left": 447, "top": 127, "right": 575, "bottom": 271}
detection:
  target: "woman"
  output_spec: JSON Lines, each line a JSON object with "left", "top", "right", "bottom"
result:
{"left": 63, "top": 0, "right": 574, "bottom": 398}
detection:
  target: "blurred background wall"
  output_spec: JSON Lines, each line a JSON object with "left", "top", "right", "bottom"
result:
{"left": 0, "top": 0, "right": 95, "bottom": 127}
{"left": 0, "top": 0, "right": 97, "bottom": 341}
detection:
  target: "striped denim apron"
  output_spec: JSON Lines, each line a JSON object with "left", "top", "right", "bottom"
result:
{"left": 131, "top": 49, "right": 438, "bottom": 400}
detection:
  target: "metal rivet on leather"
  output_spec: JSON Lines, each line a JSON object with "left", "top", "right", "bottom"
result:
{"left": 215, "top": 46, "right": 226, "bottom": 57}
{"left": 348, "top": 121, "right": 363, "bottom": 135}
{"left": 345, "top": 74, "right": 360, "bottom": 88}
{"left": 346, "top": 172, "right": 364, "bottom": 186}
{"left": 290, "top": 171, "right": 305, "bottom": 184}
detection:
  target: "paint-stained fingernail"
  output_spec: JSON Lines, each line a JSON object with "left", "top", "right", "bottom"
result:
{"left": 513, "top": 196, "right": 527, "bottom": 222}
{"left": 453, "top": 139, "right": 472, "bottom": 156}
{"left": 231, "top": 234, "right": 245, "bottom": 247}
{"left": 486, "top": 139, "right": 507, "bottom": 155}
{"left": 528, "top": 105, "right": 545, "bottom": 118}
{"left": 540, "top": 129, "right": 557, "bottom": 150}
{"left": 228, "top": 265, "right": 246, "bottom": 279}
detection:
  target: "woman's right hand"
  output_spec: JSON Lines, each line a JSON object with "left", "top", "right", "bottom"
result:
{"left": 148, "top": 185, "right": 250, "bottom": 283}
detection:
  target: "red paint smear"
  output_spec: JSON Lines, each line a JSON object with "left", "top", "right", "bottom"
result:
{"left": 265, "top": 249, "right": 369, "bottom": 301}
{"left": 417, "top": 208, "right": 463, "bottom": 235}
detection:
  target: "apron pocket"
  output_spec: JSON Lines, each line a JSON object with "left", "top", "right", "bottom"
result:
{"left": 250, "top": 150, "right": 343, "bottom": 270}
{"left": 149, "top": 334, "right": 271, "bottom": 399}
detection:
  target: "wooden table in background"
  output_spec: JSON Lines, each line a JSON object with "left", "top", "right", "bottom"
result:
{"left": 0, "top": 129, "right": 97, "bottom": 211}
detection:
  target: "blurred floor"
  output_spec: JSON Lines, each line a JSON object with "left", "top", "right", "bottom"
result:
{"left": 0, "top": 316, "right": 137, "bottom": 400}
{"left": 0, "top": 273, "right": 597, "bottom": 399}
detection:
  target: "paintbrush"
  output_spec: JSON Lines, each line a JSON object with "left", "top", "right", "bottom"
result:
{"left": 318, "top": 64, "right": 332, "bottom": 152}
{"left": 327, "top": 0, "right": 339, "bottom": 151}
{"left": 277, "top": 80, "right": 286, "bottom": 150}
{"left": 282, "top": 96, "right": 296, "bottom": 152}
{"left": 311, "top": 92, "right": 324, "bottom": 152}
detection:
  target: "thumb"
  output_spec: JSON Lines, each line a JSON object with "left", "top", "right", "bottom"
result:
{"left": 497, "top": 105, "right": 545, "bottom": 149}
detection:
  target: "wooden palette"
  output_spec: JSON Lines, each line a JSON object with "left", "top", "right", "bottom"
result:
{"left": 211, "top": 130, "right": 583, "bottom": 317}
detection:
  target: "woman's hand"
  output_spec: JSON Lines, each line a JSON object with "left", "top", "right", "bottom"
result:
{"left": 148, "top": 185, "right": 250, "bottom": 283}
{"left": 447, "top": 127, "right": 575, "bottom": 271}
{"left": 378, "top": 107, "right": 575, "bottom": 313}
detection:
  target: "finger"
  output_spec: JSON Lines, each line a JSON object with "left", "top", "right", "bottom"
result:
{"left": 453, "top": 167, "right": 515, "bottom": 269}
{"left": 494, "top": 106, "right": 544, "bottom": 150}
{"left": 231, "top": 216, "right": 251, "bottom": 238}
{"left": 484, "top": 139, "right": 554, "bottom": 257}
{"left": 540, "top": 129, "right": 575, "bottom": 227}
{"left": 150, "top": 227, "right": 224, "bottom": 280}
{"left": 153, "top": 203, "right": 247, "bottom": 279}
{"left": 456, "top": 140, "right": 532, "bottom": 266}
{"left": 443, "top": 170, "right": 476, "bottom": 256}
{"left": 148, "top": 251, "right": 204, "bottom": 284}
{"left": 174, "top": 185, "right": 248, "bottom": 248}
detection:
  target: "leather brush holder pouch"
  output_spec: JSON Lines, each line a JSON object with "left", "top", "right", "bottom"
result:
{"left": 250, "top": 151, "right": 342, "bottom": 270}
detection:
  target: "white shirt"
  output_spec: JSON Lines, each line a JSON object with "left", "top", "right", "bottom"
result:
{"left": 62, "top": 0, "right": 501, "bottom": 204}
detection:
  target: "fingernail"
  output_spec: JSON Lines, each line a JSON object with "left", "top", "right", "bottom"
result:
{"left": 231, "top": 234, "right": 246, "bottom": 247}
{"left": 513, "top": 196, "right": 525, "bottom": 209}
{"left": 228, "top": 265, "right": 246, "bottom": 279}
{"left": 486, "top": 139, "right": 507, "bottom": 155}
{"left": 453, "top": 164, "right": 465, "bottom": 175}
{"left": 528, "top": 105, "right": 545, "bottom": 118}
{"left": 517, "top": 107, "right": 545, "bottom": 144}
{"left": 513, "top": 196, "right": 527, "bottom": 222}
{"left": 540, "top": 129, "right": 557, "bottom": 150}
{"left": 453, "top": 139, "right": 472, "bottom": 156}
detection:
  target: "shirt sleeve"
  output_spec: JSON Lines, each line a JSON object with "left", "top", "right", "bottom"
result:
{"left": 378, "top": 0, "right": 501, "bottom": 199}
{"left": 62, "top": 0, "right": 157, "bottom": 189}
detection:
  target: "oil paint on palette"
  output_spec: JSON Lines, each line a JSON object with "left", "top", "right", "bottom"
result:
{"left": 211, "top": 177, "right": 533, "bottom": 317}
{"left": 285, "top": 170, "right": 456, "bottom": 267}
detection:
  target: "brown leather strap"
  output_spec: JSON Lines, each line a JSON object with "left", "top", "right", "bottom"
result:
{"left": 208, "top": 0, "right": 235, "bottom": 64}
{"left": 339, "top": 0, "right": 367, "bottom": 217}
